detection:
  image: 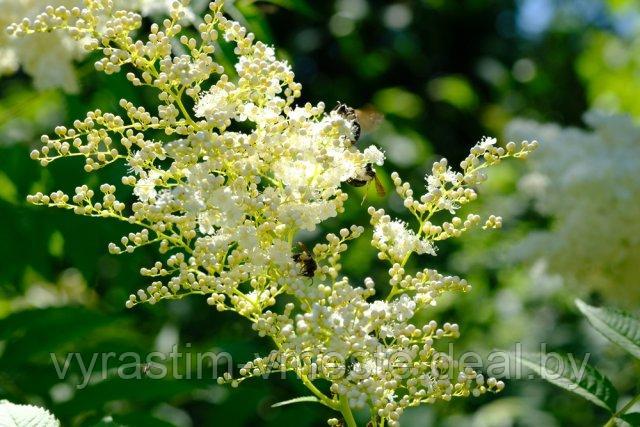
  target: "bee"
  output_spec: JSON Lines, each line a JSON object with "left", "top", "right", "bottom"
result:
{"left": 333, "top": 103, "right": 385, "bottom": 143}
{"left": 333, "top": 102, "right": 361, "bottom": 143}
{"left": 333, "top": 103, "right": 384, "bottom": 142}
{"left": 346, "top": 163, "right": 386, "bottom": 197}
{"left": 344, "top": 355, "right": 358, "bottom": 376}
{"left": 292, "top": 242, "right": 317, "bottom": 278}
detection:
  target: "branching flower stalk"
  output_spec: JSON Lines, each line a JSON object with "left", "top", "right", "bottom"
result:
{"left": 11, "top": 1, "right": 537, "bottom": 425}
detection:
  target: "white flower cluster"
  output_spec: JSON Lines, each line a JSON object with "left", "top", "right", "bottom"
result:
{"left": 372, "top": 216, "right": 436, "bottom": 262}
{"left": 0, "top": 0, "right": 85, "bottom": 92}
{"left": 0, "top": 0, "right": 191, "bottom": 92}
{"left": 506, "top": 111, "right": 640, "bottom": 305}
{"left": 15, "top": 1, "right": 535, "bottom": 425}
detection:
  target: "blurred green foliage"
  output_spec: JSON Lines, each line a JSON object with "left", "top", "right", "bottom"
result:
{"left": 577, "top": 0, "right": 640, "bottom": 116}
{"left": 1, "top": 0, "right": 639, "bottom": 426}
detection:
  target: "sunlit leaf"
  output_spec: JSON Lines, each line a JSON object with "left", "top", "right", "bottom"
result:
{"left": 373, "top": 88, "right": 424, "bottom": 119}
{"left": 271, "top": 396, "right": 320, "bottom": 407}
{"left": 427, "top": 75, "right": 478, "bottom": 111}
{"left": 0, "top": 400, "right": 60, "bottom": 427}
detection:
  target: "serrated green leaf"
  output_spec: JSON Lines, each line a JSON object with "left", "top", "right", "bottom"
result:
{"left": 271, "top": 396, "right": 320, "bottom": 408}
{"left": 622, "top": 412, "right": 640, "bottom": 426}
{"left": 515, "top": 352, "right": 618, "bottom": 412}
{"left": 0, "top": 400, "right": 60, "bottom": 427}
{"left": 576, "top": 299, "right": 640, "bottom": 360}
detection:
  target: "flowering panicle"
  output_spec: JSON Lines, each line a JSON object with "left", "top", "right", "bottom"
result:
{"left": 14, "top": 1, "right": 536, "bottom": 425}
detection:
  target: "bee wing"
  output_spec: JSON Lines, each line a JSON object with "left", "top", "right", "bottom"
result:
{"left": 374, "top": 176, "right": 386, "bottom": 197}
{"left": 355, "top": 106, "right": 384, "bottom": 133}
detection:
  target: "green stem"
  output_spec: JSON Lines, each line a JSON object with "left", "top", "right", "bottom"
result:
{"left": 604, "top": 392, "right": 640, "bottom": 427}
{"left": 174, "top": 89, "right": 197, "bottom": 127}
{"left": 340, "top": 394, "right": 358, "bottom": 427}
{"left": 300, "top": 375, "right": 339, "bottom": 410}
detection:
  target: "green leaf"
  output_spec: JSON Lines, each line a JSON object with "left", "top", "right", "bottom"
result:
{"left": 271, "top": 396, "right": 320, "bottom": 408}
{"left": 0, "top": 400, "right": 60, "bottom": 427}
{"left": 621, "top": 412, "right": 640, "bottom": 426}
{"left": 0, "top": 307, "right": 116, "bottom": 366}
{"left": 56, "top": 377, "right": 208, "bottom": 418}
{"left": 234, "top": 2, "right": 274, "bottom": 44}
{"left": 515, "top": 352, "right": 618, "bottom": 412}
{"left": 576, "top": 299, "right": 640, "bottom": 360}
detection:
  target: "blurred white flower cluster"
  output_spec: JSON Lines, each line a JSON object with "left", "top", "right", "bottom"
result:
{"left": 0, "top": 0, "right": 85, "bottom": 92}
{"left": 0, "top": 0, "right": 191, "bottom": 92}
{"left": 14, "top": 1, "right": 534, "bottom": 425}
{"left": 507, "top": 111, "right": 640, "bottom": 305}
{"left": 138, "top": 0, "right": 196, "bottom": 22}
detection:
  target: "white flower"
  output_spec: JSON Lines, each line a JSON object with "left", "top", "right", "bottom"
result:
{"left": 390, "top": 294, "right": 416, "bottom": 321}
{"left": 200, "top": 232, "right": 232, "bottom": 253}
{"left": 197, "top": 210, "right": 218, "bottom": 234}
{"left": 366, "top": 300, "right": 390, "bottom": 318}
{"left": 268, "top": 239, "right": 293, "bottom": 267}
{"left": 363, "top": 146, "right": 386, "bottom": 166}
{"left": 273, "top": 159, "right": 319, "bottom": 191}
{"left": 373, "top": 219, "right": 435, "bottom": 261}
{"left": 194, "top": 86, "right": 238, "bottom": 127}
{"left": 278, "top": 201, "right": 338, "bottom": 231}
{"left": 477, "top": 136, "right": 497, "bottom": 149}
{"left": 234, "top": 225, "right": 258, "bottom": 250}
{"left": 133, "top": 171, "right": 160, "bottom": 202}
